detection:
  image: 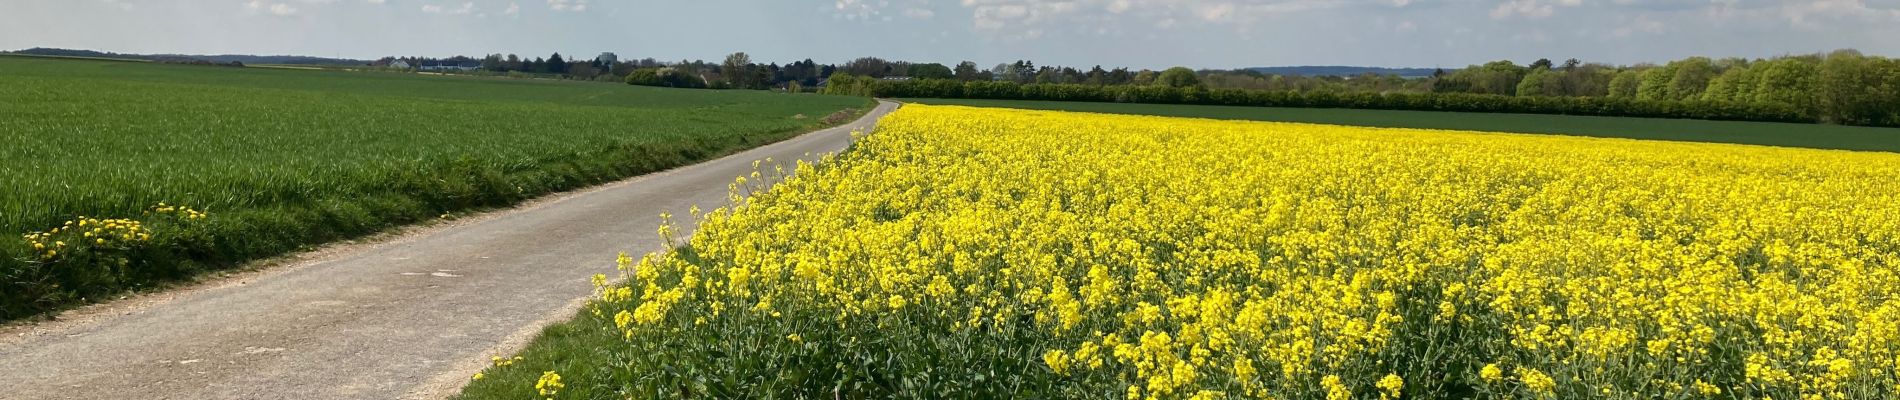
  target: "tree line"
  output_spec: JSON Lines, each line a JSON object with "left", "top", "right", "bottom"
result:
{"left": 822, "top": 51, "right": 1898, "bottom": 127}
{"left": 379, "top": 50, "right": 1898, "bottom": 127}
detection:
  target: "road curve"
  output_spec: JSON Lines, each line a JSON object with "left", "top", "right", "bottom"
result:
{"left": 0, "top": 100, "right": 900, "bottom": 400}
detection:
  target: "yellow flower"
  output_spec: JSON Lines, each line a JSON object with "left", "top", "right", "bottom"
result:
{"left": 1322, "top": 375, "right": 1352, "bottom": 400}
{"left": 1377, "top": 373, "right": 1404, "bottom": 399}
{"left": 1694, "top": 380, "right": 1722, "bottom": 396}
{"left": 1480, "top": 363, "right": 1503, "bottom": 383}
{"left": 1044, "top": 349, "right": 1072, "bottom": 375}
{"left": 535, "top": 371, "right": 564, "bottom": 398}
{"left": 1519, "top": 367, "right": 1556, "bottom": 395}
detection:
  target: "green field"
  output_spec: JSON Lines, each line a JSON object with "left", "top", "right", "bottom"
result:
{"left": 901, "top": 98, "right": 1900, "bottom": 153}
{"left": 0, "top": 55, "right": 870, "bottom": 319}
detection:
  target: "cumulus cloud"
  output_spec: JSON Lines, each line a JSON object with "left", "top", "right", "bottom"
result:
{"left": 547, "top": 0, "right": 587, "bottom": 12}
{"left": 422, "top": 1, "right": 477, "bottom": 14}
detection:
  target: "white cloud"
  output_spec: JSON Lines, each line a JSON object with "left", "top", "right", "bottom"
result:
{"left": 547, "top": 0, "right": 587, "bottom": 12}
{"left": 505, "top": 2, "right": 520, "bottom": 15}
{"left": 244, "top": 0, "right": 299, "bottom": 16}
{"left": 421, "top": 2, "right": 475, "bottom": 14}
{"left": 903, "top": 8, "right": 937, "bottom": 19}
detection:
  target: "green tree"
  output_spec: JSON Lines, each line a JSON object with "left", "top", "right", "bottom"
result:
{"left": 547, "top": 53, "right": 568, "bottom": 74}
{"left": 721, "top": 52, "right": 765, "bottom": 89}
{"left": 1667, "top": 57, "right": 1717, "bottom": 101}
{"left": 1516, "top": 69, "right": 1551, "bottom": 96}
{"left": 1636, "top": 64, "right": 1676, "bottom": 100}
{"left": 953, "top": 61, "right": 981, "bottom": 81}
{"left": 909, "top": 63, "right": 954, "bottom": 80}
{"left": 1750, "top": 58, "right": 1820, "bottom": 111}
{"left": 1607, "top": 69, "right": 1644, "bottom": 98}
{"left": 1155, "top": 67, "right": 1202, "bottom": 88}
{"left": 1701, "top": 65, "right": 1759, "bottom": 102}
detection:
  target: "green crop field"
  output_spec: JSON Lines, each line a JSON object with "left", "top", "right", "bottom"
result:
{"left": 901, "top": 98, "right": 1900, "bottom": 153}
{"left": 0, "top": 55, "right": 870, "bottom": 319}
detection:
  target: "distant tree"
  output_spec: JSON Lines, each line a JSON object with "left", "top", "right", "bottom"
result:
{"left": 1667, "top": 57, "right": 1716, "bottom": 100}
{"left": 953, "top": 61, "right": 982, "bottom": 81}
{"left": 1084, "top": 66, "right": 1108, "bottom": 85}
{"left": 480, "top": 54, "right": 504, "bottom": 72}
{"left": 1750, "top": 58, "right": 1821, "bottom": 111}
{"left": 1607, "top": 69, "right": 1643, "bottom": 98}
{"left": 908, "top": 63, "right": 954, "bottom": 80}
{"left": 1154, "top": 67, "right": 1202, "bottom": 88}
{"left": 547, "top": 53, "right": 568, "bottom": 74}
{"left": 569, "top": 62, "right": 600, "bottom": 80}
{"left": 1562, "top": 58, "right": 1582, "bottom": 70}
{"left": 1132, "top": 69, "right": 1158, "bottom": 85}
{"left": 1516, "top": 69, "right": 1552, "bottom": 96}
{"left": 1105, "top": 68, "right": 1132, "bottom": 85}
{"left": 1529, "top": 58, "right": 1554, "bottom": 70}
{"left": 626, "top": 67, "right": 708, "bottom": 88}
{"left": 722, "top": 52, "right": 764, "bottom": 89}
{"left": 842, "top": 57, "right": 893, "bottom": 78}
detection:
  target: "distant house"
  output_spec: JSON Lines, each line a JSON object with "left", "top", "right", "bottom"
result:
{"left": 388, "top": 60, "right": 411, "bottom": 69}
{"left": 879, "top": 76, "right": 913, "bottom": 81}
{"left": 596, "top": 52, "right": 618, "bottom": 65}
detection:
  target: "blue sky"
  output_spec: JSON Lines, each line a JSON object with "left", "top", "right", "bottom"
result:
{"left": 4, "top": 0, "right": 1898, "bottom": 69}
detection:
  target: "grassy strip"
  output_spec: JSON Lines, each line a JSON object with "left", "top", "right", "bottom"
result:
{"left": 900, "top": 98, "right": 1900, "bottom": 153}
{"left": 0, "top": 56, "right": 870, "bottom": 320}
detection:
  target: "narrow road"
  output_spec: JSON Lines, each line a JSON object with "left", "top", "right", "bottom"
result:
{"left": 0, "top": 100, "right": 900, "bottom": 400}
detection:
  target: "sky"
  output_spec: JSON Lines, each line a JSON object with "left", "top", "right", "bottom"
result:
{"left": 3, "top": 0, "right": 1898, "bottom": 70}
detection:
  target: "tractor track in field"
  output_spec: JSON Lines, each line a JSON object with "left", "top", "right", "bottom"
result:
{"left": 0, "top": 100, "right": 899, "bottom": 400}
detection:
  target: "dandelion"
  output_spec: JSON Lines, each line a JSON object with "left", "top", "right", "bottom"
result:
{"left": 535, "top": 371, "right": 563, "bottom": 399}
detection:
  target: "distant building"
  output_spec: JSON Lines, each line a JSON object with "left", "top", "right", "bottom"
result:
{"left": 596, "top": 52, "right": 618, "bottom": 65}
{"left": 388, "top": 60, "right": 411, "bottom": 69}
{"left": 879, "top": 76, "right": 913, "bottom": 81}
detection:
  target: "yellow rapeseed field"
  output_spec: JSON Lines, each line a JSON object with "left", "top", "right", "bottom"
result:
{"left": 568, "top": 105, "right": 1900, "bottom": 399}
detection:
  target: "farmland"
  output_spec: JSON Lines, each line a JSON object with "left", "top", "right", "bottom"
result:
{"left": 460, "top": 105, "right": 1900, "bottom": 399}
{"left": 901, "top": 98, "right": 1900, "bottom": 153}
{"left": 0, "top": 56, "right": 870, "bottom": 319}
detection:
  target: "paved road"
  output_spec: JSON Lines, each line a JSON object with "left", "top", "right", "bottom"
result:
{"left": 0, "top": 100, "right": 899, "bottom": 400}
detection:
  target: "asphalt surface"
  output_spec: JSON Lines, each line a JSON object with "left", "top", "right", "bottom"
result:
{"left": 0, "top": 100, "right": 899, "bottom": 400}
